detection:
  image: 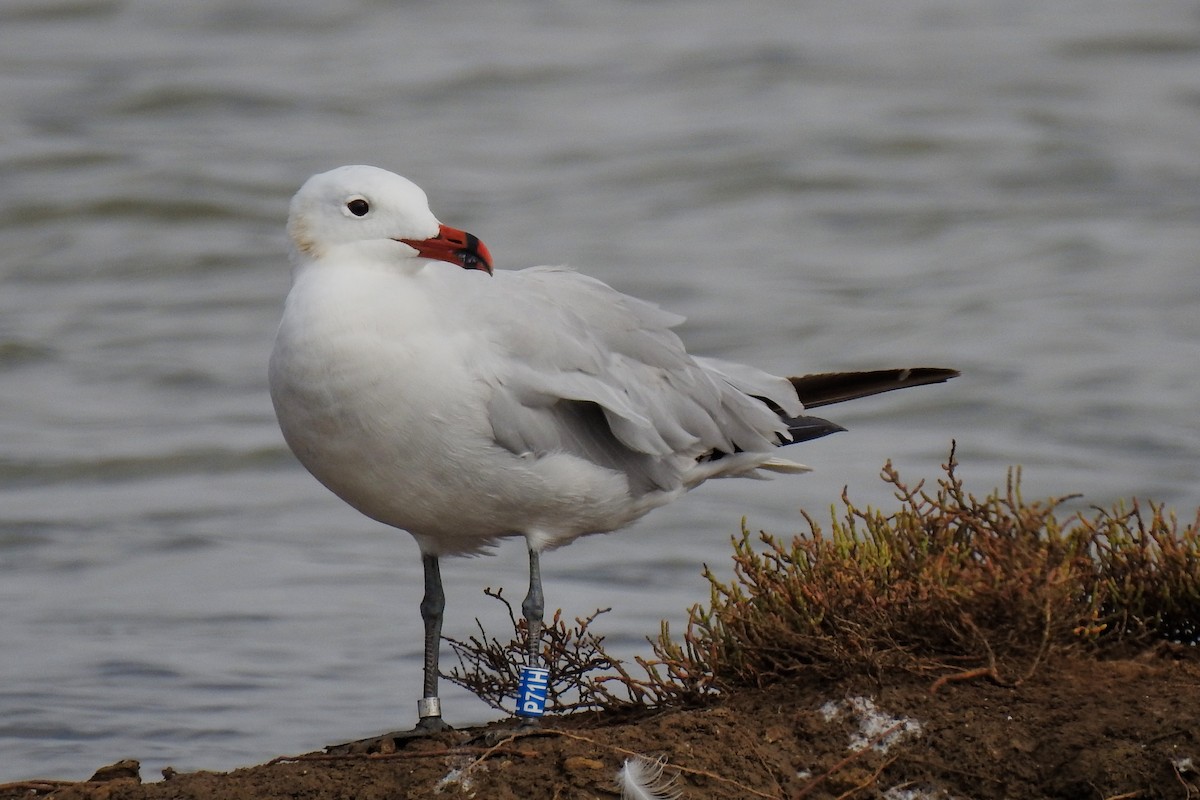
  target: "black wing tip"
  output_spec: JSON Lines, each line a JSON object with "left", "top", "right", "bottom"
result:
{"left": 797, "top": 366, "right": 961, "bottom": 384}
{"left": 781, "top": 414, "right": 847, "bottom": 444}
{"left": 789, "top": 367, "right": 959, "bottom": 409}
{"left": 904, "top": 366, "right": 960, "bottom": 382}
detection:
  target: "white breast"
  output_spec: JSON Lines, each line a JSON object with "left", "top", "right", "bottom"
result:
{"left": 268, "top": 261, "right": 660, "bottom": 556}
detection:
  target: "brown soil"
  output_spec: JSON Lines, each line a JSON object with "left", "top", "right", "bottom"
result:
{"left": 5, "top": 649, "right": 1198, "bottom": 800}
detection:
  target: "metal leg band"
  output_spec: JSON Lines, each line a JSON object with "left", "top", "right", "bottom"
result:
{"left": 417, "top": 696, "right": 442, "bottom": 719}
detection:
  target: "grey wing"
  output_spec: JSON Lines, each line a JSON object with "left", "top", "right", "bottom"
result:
{"left": 481, "top": 267, "right": 803, "bottom": 494}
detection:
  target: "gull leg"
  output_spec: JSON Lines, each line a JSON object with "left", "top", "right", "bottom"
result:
{"left": 514, "top": 545, "right": 546, "bottom": 729}
{"left": 521, "top": 546, "right": 545, "bottom": 667}
{"left": 323, "top": 552, "right": 451, "bottom": 753}
{"left": 415, "top": 552, "right": 451, "bottom": 732}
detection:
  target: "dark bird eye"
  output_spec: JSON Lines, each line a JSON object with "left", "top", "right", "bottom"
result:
{"left": 346, "top": 198, "right": 370, "bottom": 217}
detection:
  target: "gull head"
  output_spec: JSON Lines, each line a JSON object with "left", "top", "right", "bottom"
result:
{"left": 287, "top": 165, "right": 492, "bottom": 274}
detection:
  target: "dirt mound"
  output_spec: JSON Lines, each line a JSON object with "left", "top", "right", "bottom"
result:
{"left": 6, "top": 650, "right": 1197, "bottom": 800}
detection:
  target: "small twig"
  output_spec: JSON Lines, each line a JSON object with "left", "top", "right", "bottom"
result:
{"left": 264, "top": 745, "right": 538, "bottom": 766}
{"left": 931, "top": 606, "right": 1048, "bottom": 694}
{"left": 461, "top": 731, "right": 545, "bottom": 776}
{"left": 543, "top": 727, "right": 781, "bottom": 800}
{"left": 901, "top": 754, "right": 1002, "bottom": 785}
{"left": 751, "top": 745, "right": 785, "bottom": 798}
{"left": 1147, "top": 727, "right": 1192, "bottom": 745}
{"left": 1174, "top": 759, "right": 1197, "bottom": 799}
{"left": 1016, "top": 593, "right": 1055, "bottom": 684}
{"left": 965, "top": 616, "right": 1019, "bottom": 688}
{"left": 929, "top": 666, "right": 995, "bottom": 695}
{"left": 832, "top": 756, "right": 896, "bottom": 800}
{"left": 794, "top": 722, "right": 904, "bottom": 799}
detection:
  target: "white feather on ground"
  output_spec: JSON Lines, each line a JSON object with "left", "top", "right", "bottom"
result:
{"left": 617, "top": 755, "right": 682, "bottom": 800}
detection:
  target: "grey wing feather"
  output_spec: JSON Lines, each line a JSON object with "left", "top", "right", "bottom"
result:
{"left": 481, "top": 267, "right": 800, "bottom": 493}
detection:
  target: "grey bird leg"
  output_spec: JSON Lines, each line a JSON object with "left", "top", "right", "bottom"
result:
{"left": 522, "top": 546, "right": 545, "bottom": 667}
{"left": 415, "top": 553, "right": 451, "bottom": 732}
{"left": 322, "top": 553, "right": 451, "bottom": 752}
{"left": 517, "top": 545, "right": 546, "bottom": 729}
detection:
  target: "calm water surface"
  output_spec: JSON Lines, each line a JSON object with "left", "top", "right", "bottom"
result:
{"left": 2, "top": 0, "right": 1199, "bottom": 780}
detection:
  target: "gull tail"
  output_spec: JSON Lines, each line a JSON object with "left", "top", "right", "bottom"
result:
{"left": 790, "top": 367, "right": 960, "bottom": 409}
{"left": 703, "top": 366, "right": 958, "bottom": 466}
{"left": 617, "top": 755, "right": 682, "bottom": 800}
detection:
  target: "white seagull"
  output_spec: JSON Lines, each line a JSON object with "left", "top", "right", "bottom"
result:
{"left": 269, "top": 165, "right": 957, "bottom": 736}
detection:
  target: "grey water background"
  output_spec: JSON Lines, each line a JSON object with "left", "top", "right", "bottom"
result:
{"left": 2, "top": 0, "right": 1199, "bottom": 781}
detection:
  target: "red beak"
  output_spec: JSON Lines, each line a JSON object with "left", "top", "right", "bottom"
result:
{"left": 397, "top": 224, "right": 493, "bottom": 275}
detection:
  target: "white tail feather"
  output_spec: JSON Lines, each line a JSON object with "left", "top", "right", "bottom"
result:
{"left": 617, "top": 755, "right": 681, "bottom": 800}
{"left": 759, "top": 456, "right": 812, "bottom": 474}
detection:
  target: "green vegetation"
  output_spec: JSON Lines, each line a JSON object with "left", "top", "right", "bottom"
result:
{"left": 447, "top": 445, "right": 1200, "bottom": 712}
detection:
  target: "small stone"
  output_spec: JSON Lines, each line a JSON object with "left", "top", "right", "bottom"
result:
{"left": 763, "top": 725, "right": 790, "bottom": 743}
{"left": 88, "top": 760, "right": 141, "bottom": 784}
{"left": 563, "top": 756, "right": 605, "bottom": 772}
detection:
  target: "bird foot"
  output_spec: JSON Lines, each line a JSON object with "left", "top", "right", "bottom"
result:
{"left": 324, "top": 717, "right": 455, "bottom": 755}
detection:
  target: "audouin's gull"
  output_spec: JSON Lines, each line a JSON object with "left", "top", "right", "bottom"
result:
{"left": 269, "top": 165, "right": 958, "bottom": 737}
